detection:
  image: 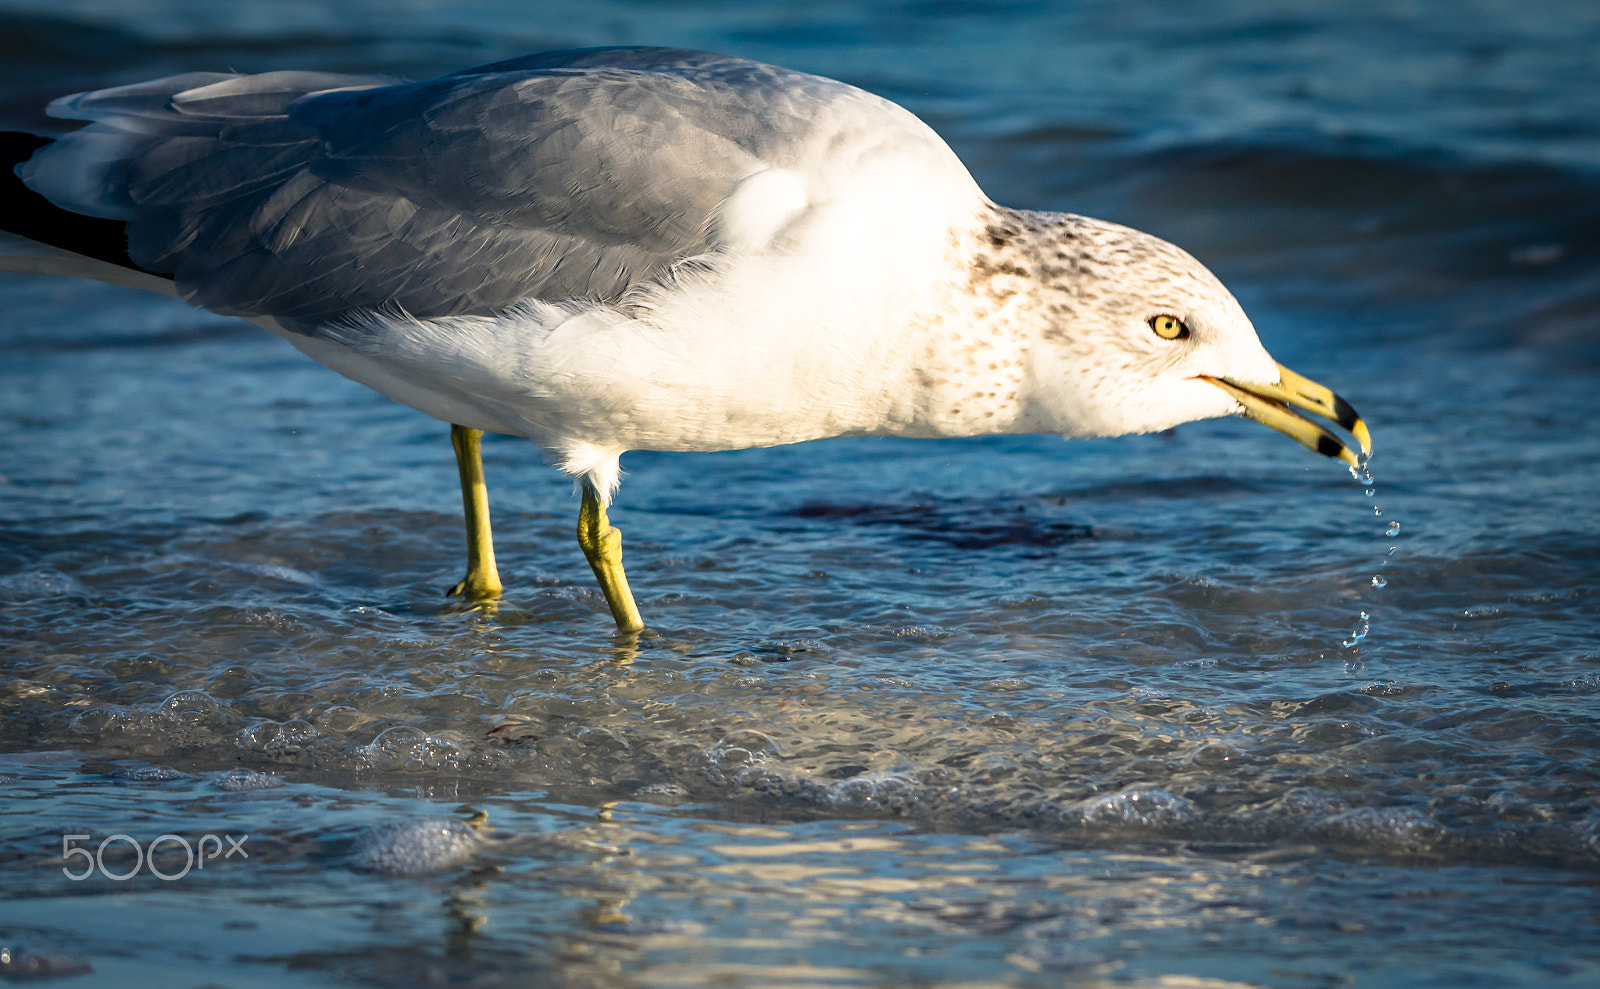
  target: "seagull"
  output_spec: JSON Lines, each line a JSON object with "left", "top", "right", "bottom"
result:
{"left": 0, "top": 47, "right": 1369, "bottom": 634}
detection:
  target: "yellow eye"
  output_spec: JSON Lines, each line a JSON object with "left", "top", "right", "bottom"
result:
{"left": 1147, "top": 314, "right": 1190, "bottom": 341}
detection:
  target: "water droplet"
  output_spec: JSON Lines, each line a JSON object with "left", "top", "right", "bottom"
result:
{"left": 1364, "top": 488, "right": 1375, "bottom": 497}
{"left": 1386, "top": 522, "right": 1400, "bottom": 537}
{"left": 1373, "top": 506, "right": 1383, "bottom": 516}
{"left": 1387, "top": 545, "right": 1397, "bottom": 556}
{"left": 1371, "top": 575, "right": 1388, "bottom": 588}
{"left": 1340, "top": 610, "right": 1371, "bottom": 650}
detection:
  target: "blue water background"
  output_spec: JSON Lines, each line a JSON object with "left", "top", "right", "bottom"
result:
{"left": 1, "top": 1, "right": 1598, "bottom": 986}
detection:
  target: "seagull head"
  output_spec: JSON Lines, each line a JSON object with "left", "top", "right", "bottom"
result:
{"left": 1013, "top": 213, "right": 1370, "bottom": 467}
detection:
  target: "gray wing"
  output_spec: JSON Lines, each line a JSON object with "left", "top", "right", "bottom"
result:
{"left": 22, "top": 48, "right": 880, "bottom": 325}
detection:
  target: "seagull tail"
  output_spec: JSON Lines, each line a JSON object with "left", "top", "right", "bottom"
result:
{"left": 0, "top": 131, "right": 177, "bottom": 295}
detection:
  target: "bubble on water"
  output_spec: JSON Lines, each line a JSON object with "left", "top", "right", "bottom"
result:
{"left": 825, "top": 771, "right": 919, "bottom": 811}
{"left": 1186, "top": 741, "right": 1243, "bottom": 769}
{"left": 214, "top": 767, "right": 284, "bottom": 791}
{"left": 159, "top": 690, "right": 224, "bottom": 725}
{"left": 1386, "top": 521, "right": 1400, "bottom": 537}
{"left": 1371, "top": 575, "right": 1388, "bottom": 589}
{"left": 1314, "top": 806, "right": 1446, "bottom": 853}
{"left": 74, "top": 689, "right": 243, "bottom": 743}
{"left": 363, "top": 725, "right": 465, "bottom": 772}
{"left": 634, "top": 782, "right": 690, "bottom": 803}
{"left": 1073, "top": 786, "right": 1201, "bottom": 828}
{"left": 317, "top": 705, "right": 368, "bottom": 733}
{"left": 69, "top": 707, "right": 139, "bottom": 735}
{"left": 575, "top": 725, "right": 631, "bottom": 755}
{"left": 889, "top": 624, "right": 955, "bottom": 640}
{"left": 111, "top": 765, "right": 190, "bottom": 782}
{"left": 349, "top": 818, "right": 482, "bottom": 875}
{"left": 1266, "top": 788, "right": 1350, "bottom": 818}
{"left": 714, "top": 730, "right": 781, "bottom": 760}
{"left": 235, "top": 719, "right": 320, "bottom": 756}
{"left": 0, "top": 568, "right": 87, "bottom": 602}
{"left": 696, "top": 730, "right": 783, "bottom": 785}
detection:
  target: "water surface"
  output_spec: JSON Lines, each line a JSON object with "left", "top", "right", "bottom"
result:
{"left": 2, "top": 2, "right": 1598, "bottom": 986}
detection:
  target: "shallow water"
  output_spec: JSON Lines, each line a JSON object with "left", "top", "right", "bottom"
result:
{"left": 3, "top": 2, "right": 1599, "bottom": 987}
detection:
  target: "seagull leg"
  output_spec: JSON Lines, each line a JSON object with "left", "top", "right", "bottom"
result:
{"left": 576, "top": 482, "right": 645, "bottom": 634}
{"left": 445, "top": 425, "right": 503, "bottom": 601}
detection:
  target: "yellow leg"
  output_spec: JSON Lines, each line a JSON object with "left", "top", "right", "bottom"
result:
{"left": 445, "top": 425, "right": 503, "bottom": 601}
{"left": 576, "top": 482, "right": 645, "bottom": 634}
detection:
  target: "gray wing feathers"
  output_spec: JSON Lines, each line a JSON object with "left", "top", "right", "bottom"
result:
{"left": 293, "top": 71, "right": 761, "bottom": 252}
{"left": 21, "top": 48, "right": 904, "bottom": 325}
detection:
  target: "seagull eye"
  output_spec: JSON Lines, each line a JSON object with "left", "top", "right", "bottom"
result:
{"left": 1147, "top": 314, "right": 1190, "bottom": 341}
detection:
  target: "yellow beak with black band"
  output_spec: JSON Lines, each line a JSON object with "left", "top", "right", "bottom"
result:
{"left": 1201, "top": 363, "right": 1372, "bottom": 469}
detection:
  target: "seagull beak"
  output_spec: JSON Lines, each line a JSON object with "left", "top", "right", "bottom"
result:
{"left": 1199, "top": 363, "right": 1372, "bottom": 468}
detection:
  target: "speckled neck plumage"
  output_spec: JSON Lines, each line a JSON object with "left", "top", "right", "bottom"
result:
{"left": 899, "top": 204, "right": 1102, "bottom": 438}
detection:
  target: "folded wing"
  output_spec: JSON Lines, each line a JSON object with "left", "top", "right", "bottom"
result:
{"left": 20, "top": 47, "right": 957, "bottom": 327}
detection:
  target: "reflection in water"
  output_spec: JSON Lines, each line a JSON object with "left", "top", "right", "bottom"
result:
{"left": 443, "top": 879, "right": 491, "bottom": 952}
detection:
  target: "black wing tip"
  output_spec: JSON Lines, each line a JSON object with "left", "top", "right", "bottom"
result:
{"left": 2, "top": 130, "right": 53, "bottom": 162}
{"left": 1, "top": 130, "right": 170, "bottom": 279}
